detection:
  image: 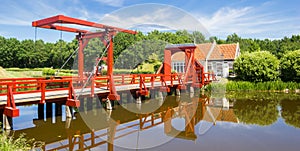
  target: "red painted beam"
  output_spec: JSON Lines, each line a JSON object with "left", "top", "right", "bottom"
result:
{"left": 39, "top": 25, "right": 88, "bottom": 33}
{"left": 32, "top": 15, "right": 137, "bottom": 35}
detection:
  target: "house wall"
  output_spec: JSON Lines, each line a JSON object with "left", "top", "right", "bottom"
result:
{"left": 206, "top": 60, "right": 234, "bottom": 77}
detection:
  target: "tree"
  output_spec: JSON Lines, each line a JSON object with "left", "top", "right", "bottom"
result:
{"left": 234, "top": 51, "right": 280, "bottom": 82}
{"left": 280, "top": 50, "right": 300, "bottom": 82}
{"left": 0, "top": 38, "right": 21, "bottom": 67}
{"left": 114, "top": 39, "right": 166, "bottom": 69}
{"left": 239, "top": 39, "right": 261, "bottom": 53}
{"left": 114, "top": 32, "right": 144, "bottom": 61}
{"left": 226, "top": 33, "right": 240, "bottom": 43}
{"left": 190, "top": 31, "right": 205, "bottom": 43}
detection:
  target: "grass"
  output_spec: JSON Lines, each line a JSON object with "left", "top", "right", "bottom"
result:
{"left": 206, "top": 80, "right": 300, "bottom": 92}
{"left": 0, "top": 131, "right": 44, "bottom": 151}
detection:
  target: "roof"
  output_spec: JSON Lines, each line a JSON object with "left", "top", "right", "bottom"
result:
{"left": 171, "top": 43, "right": 239, "bottom": 61}
{"left": 217, "top": 44, "right": 238, "bottom": 60}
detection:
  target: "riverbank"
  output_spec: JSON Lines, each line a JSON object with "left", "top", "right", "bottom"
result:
{"left": 206, "top": 80, "right": 300, "bottom": 93}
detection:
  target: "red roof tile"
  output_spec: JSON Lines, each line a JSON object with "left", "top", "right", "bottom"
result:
{"left": 171, "top": 43, "right": 238, "bottom": 62}
{"left": 217, "top": 44, "right": 237, "bottom": 60}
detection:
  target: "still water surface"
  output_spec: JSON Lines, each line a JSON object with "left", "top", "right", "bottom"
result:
{"left": 10, "top": 92, "right": 300, "bottom": 151}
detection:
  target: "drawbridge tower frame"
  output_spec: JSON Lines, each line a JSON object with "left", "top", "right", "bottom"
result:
{"left": 162, "top": 44, "right": 206, "bottom": 89}
{"left": 32, "top": 15, "right": 137, "bottom": 100}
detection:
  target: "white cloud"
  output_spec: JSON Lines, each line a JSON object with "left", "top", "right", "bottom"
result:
{"left": 197, "top": 6, "right": 300, "bottom": 39}
{"left": 93, "top": 0, "right": 124, "bottom": 7}
{"left": 100, "top": 4, "right": 210, "bottom": 37}
{"left": 0, "top": 1, "right": 64, "bottom": 26}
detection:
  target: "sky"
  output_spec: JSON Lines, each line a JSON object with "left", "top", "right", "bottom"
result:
{"left": 0, "top": 0, "right": 299, "bottom": 42}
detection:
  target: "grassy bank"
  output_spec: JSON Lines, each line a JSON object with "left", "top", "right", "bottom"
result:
{"left": 0, "top": 67, "right": 77, "bottom": 78}
{"left": 206, "top": 81, "right": 300, "bottom": 92}
{"left": 0, "top": 132, "right": 44, "bottom": 150}
{"left": 1, "top": 67, "right": 156, "bottom": 78}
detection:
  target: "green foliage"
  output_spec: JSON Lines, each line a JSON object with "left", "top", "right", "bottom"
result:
{"left": 42, "top": 68, "right": 56, "bottom": 76}
{"left": 234, "top": 51, "right": 280, "bottom": 82}
{"left": 208, "top": 81, "right": 300, "bottom": 91}
{"left": 1, "top": 33, "right": 300, "bottom": 76}
{"left": 225, "top": 34, "right": 300, "bottom": 58}
{"left": 280, "top": 49, "right": 300, "bottom": 82}
{"left": 0, "top": 132, "right": 44, "bottom": 150}
{"left": 114, "top": 39, "right": 166, "bottom": 69}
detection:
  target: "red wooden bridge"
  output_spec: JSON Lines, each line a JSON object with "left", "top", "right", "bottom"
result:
{"left": 0, "top": 15, "right": 215, "bottom": 130}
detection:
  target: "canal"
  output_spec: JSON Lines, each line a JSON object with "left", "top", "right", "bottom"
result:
{"left": 6, "top": 90, "right": 300, "bottom": 151}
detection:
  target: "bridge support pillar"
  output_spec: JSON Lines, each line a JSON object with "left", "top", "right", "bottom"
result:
{"left": 66, "top": 106, "right": 73, "bottom": 118}
{"left": 189, "top": 86, "right": 195, "bottom": 93}
{"left": 38, "top": 104, "right": 44, "bottom": 120}
{"left": 175, "top": 89, "right": 181, "bottom": 96}
{"left": 136, "top": 96, "right": 142, "bottom": 104}
{"left": 87, "top": 97, "right": 93, "bottom": 111}
{"left": 65, "top": 116, "right": 71, "bottom": 129}
{"left": 158, "top": 91, "right": 163, "bottom": 98}
{"left": 158, "top": 96, "right": 164, "bottom": 106}
{"left": 106, "top": 110, "right": 112, "bottom": 121}
{"left": 96, "top": 96, "right": 102, "bottom": 108}
{"left": 3, "top": 115, "right": 13, "bottom": 130}
{"left": 127, "top": 92, "right": 133, "bottom": 103}
{"left": 46, "top": 103, "right": 53, "bottom": 119}
{"left": 106, "top": 99, "right": 113, "bottom": 110}
{"left": 55, "top": 103, "right": 62, "bottom": 117}
{"left": 150, "top": 89, "right": 156, "bottom": 99}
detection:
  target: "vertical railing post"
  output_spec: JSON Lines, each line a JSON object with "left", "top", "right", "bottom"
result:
{"left": 151, "top": 75, "right": 154, "bottom": 88}
{"left": 170, "top": 74, "right": 173, "bottom": 87}
{"left": 139, "top": 75, "right": 143, "bottom": 92}
{"left": 40, "top": 82, "right": 46, "bottom": 104}
{"left": 12, "top": 80, "right": 16, "bottom": 92}
{"left": 91, "top": 77, "right": 95, "bottom": 97}
{"left": 122, "top": 75, "right": 125, "bottom": 85}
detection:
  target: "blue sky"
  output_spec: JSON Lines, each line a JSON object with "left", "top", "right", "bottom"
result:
{"left": 0, "top": 0, "right": 299, "bottom": 42}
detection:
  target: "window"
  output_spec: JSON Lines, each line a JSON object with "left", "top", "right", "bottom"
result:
{"left": 172, "top": 62, "right": 185, "bottom": 73}
{"left": 228, "top": 62, "right": 233, "bottom": 70}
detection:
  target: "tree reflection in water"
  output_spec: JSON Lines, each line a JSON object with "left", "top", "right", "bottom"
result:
{"left": 281, "top": 98, "right": 300, "bottom": 128}
{"left": 233, "top": 98, "right": 279, "bottom": 126}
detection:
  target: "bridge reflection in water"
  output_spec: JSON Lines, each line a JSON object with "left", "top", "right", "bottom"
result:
{"left": 13, "top": 90, "right": 236, "bottom": 151}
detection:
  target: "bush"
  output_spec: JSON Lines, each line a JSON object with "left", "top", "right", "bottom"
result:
{"left": 280, "top": 50, "right": 300, "bottom": 82}
{"left": 234, "top": 51, "right": 280, "bottom": 82}
{"left": 42, "top": 68, "right": 56, "bottom": 76}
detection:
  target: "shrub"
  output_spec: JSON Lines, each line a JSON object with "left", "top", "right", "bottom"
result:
{"left": 234, "top": 51, "right": 280, "bottom": 82}
{"left": 280, "top": 50, "right": 300, "bottom": 82}
{"left": 42, "top": 68, "right": 56, "bottom": 76}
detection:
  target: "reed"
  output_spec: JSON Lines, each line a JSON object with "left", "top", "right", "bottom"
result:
{"left": 206, "top": 81, "right": 300, "bottom": 92}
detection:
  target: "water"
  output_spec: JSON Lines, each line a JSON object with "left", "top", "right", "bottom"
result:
{"left": 7, "top": 92, "right": 300, "bottom": 151}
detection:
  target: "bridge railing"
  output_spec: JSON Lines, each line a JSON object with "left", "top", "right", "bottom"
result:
{"left": 93, "top": 73, "right": 182, "bottom": 89}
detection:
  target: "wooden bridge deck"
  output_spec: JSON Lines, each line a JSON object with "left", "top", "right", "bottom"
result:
{"left": 0, "top": 81, "right": 179, "bottom": 106}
